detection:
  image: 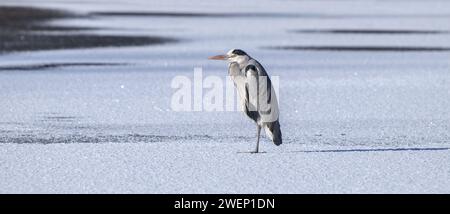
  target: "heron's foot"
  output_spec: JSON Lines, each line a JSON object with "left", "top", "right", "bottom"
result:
{"left": 236, "top": 151, "right": 265, "bottom": 154}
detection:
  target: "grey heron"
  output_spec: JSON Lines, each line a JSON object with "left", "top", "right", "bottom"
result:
{"left": 209, "top": 49, "right": 282, "bottom": 153}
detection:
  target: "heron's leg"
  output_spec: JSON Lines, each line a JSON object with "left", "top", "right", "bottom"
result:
{"left": 253, "top": 125, "right": 261, "bottom": 153}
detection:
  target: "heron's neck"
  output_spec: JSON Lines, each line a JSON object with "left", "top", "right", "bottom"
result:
{"left": 236, "top": 58, "right": 251, "bottom": 70}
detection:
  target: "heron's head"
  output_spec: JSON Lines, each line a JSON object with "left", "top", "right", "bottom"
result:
{"left": 208, "top": 49, "right": 250, "bottom": 65}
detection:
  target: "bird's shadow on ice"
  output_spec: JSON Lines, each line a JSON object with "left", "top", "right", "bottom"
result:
{"left": 237, "top": 151, "right": 268, "bottom": 154}
{"left": 288, "top": 147, "right": 450, "bottom": 153}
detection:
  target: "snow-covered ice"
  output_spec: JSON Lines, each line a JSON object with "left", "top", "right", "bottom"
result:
{"left": 1, "top": 143, "right": 449, "bottom": 193}
{"left": 1, "top": 0, "right": 450, "bottom": 193}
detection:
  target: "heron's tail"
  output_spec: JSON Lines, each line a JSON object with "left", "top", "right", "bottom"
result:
{"left": 264, "top": 120, "right": 282, "bottom": 146}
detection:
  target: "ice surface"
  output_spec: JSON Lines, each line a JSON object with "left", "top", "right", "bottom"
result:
{"left": 1, "top": 0, "right": 450, "bottom": 193}
{"left": 1, "top": 143, "right": 449, "bottom": 193}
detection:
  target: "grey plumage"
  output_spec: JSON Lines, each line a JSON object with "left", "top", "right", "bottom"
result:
{"left": 210, "top": 49, "right": 282, "bottom": 153}
{"left": 234, "top": 58, "right": 282, "bottom": 146}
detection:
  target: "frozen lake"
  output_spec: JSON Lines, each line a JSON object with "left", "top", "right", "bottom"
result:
{"left": 1, "top": 0, "right": 449, "bottom": 193}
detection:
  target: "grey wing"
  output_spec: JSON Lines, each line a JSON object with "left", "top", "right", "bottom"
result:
{"left": 243, "top": 65, "right": 260, "bottom": 123}
{"left": 245, "top": 62, "right": 282, "bottom": 145}
{"left": 244, "top": 63, "right": 279, "bottom": 123}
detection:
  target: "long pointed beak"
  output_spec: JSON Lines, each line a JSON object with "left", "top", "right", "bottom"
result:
{"left": 208, "top": 54, "right": 228, "bottom": 60}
